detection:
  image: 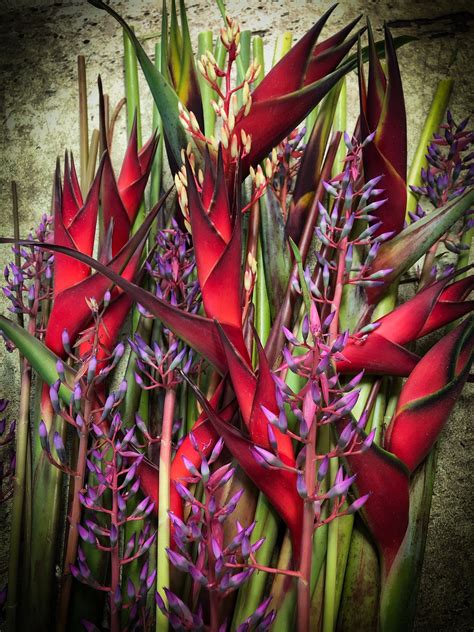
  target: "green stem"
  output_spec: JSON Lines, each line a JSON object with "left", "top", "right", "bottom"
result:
{"left": 197, "top": 32, "right": 216, "bottom": 137}
{"left": 331, "top": 77, "right": 347, "bottom": 177}
{"left": 28, "top": 401, "right": 65, "bottom": 632}
{"left": 78, "top": 55, "right": 89, "bottom": 195}
{"left": 123, "top": 28, "right": 142, "bottom": 145}
{"left": 156, "top": 384, "right": 176, "bottom": 632}
{"left": 150, "top": 41, "right": 164, "bottom": 209}
{"left": 406, "top": 79, "right": 453, "bottom": 217}
{"left": 6, "top": 354, "right": 32, "bottom": 631}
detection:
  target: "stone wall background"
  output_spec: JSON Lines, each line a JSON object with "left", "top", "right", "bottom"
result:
{"left": 0, "top": 0, "right": 472, "bottom": 630}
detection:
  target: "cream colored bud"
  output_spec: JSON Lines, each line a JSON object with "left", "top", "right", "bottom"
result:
{"left": 244, "top": 95, "right": 252, "bottom": 117}
{"left": 245, "top": 135, "right": 252, "bottom": 154}
{"left": 228, "top": 109, "right": 235, "bottom": 132}
{"left": 256, "top": 165, "right": 265, "bottom": 188}
{"left": 207, "top": 64, "right": 217, "bottom": 83}
{"left": 245, "top": 64, "right": 253, "bottom": 82}
{"left": 235, "top": 31, "right": 240, "bottom": 46}
{"left": 209, "top": 135, "right": 219, "bottom": 152}
{"left": 265, "top": 158, "right": 273, "bottom": 180}
{"left": 242, "top": 81, "right": 250, "bottom": 105}
{"left": 198, "top": 169, "right": 204, "bottom": 186}
{"left": 178, "top": 169, "right": 187, "bottom": 187}
{"left": 230, "top": 134, "right": 239, "bottom": 158}
{"left": 249, "top": 166, "right": 256, "bottom": 180}
{"left": 244, "top": 269, "right": 252, "bottom": 292}
{"left": 174, "top": 173, "right": 182, "bottom": 193}
{"left": 179, "top": 187, "right": 188, "bottom": 208}
{"left": 197, "top": 60, "right": 206, "bottom": 77}
{"left": 221, "top": 128, "right": 229, "bottom": 149}
{"left": 272, "top": 148, "right": 278, "bottom": 165}
{"left": 227, "top": 26, "right": 233, "bottom": 43}
{"left": 189, "top": 112, "right": 200, "bottom": 133}
{"left": 206, "top": 50, "right": 216, "bottom": 66}
{"left": 221, "top": 28, "right": 229, "bottom": 46}
{"left": 240, "top": 129, "right": 247, "bottom": 145}
{"left": 186, "top": 142, "right": 192, "bottom": 157}
{"left": 235, "top": 43, "right": 241, "bottom": 55}
{"left": 180, "top": 148, "right": 186, "bottom": 164}
{"left": 211, "top": 100, "right": 220, "bottom": 115}
{"left": 184, "top": 219, "right": 192, "bottom": 234}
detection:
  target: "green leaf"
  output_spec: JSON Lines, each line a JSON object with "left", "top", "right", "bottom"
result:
{"left": 89, "top": 0, "right": 189, "bottom": 171}
{"left": 0, "top": 316, "right": 73, "bottom": 404}
{"left": 368, "top": 189, "right": 474, "bottom": 303}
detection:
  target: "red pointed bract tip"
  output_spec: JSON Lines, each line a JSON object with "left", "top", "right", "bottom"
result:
{"left": 385, "top": 318, "right": 474, "bottom": 472}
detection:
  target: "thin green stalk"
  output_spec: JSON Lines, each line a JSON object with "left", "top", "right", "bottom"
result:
{"left": 150, "top": 43, "right": 165, "bottom": 209}
{"left": 271, "top": 32, "right": 293, "bottom": 66}
{"left": 406, "top": 79, "right": 453, "bottom": 217}
{"left": 78, "top": 55, "right": 89, "bottom": 195}
{"left": 331, "top": 78, "right": 347, "bottom": 177}
{"left": 197, "top": 32, "right": 216, "bottom": 136}
{"left": 28, "top": 402, "right": 65, "bottom": 632}
{"left": 6, "top": 355, "right": 32, "bottom": 631}
{"left": 123, "top": 28, "right": 142, "bottom": 145}
{"left": 323, "top": 454, "right": 339, "bottom": 632}
{"left": 156, "top": 384, "right": 177, "bottom": 632}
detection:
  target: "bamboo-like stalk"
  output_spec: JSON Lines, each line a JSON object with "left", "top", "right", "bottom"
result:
{"left": 28, "top": 401, "right": 65, "bottom": 632}
{"left": 197, "top": 32, "right": 216, "bottom": 136}
{"left": 406, "top": 79, "right": 454, "bottom": 217}
{"left": 78, "top": 55, "right": 89, "bottom": 195}
{"left": 123, "top": 28, "right": 142, "bottom": 145}
{"left": 156, "top": 384, "right": 176, "bottom": 632}
{"left": 6, "top": 185, "right": 37, "bottom": 629}
{"left": 331, "top": 78, "right": 347, "bottom": 177}
{"left": 85, "top": 129, "right": 100, "bottom": 194}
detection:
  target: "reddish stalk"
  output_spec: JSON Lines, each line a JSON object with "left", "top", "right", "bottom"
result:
{"left": 56, "top": 398, "right": 92, "bottom": 632}
{"left": 265, "top": 133, "right": 341, "bottom": 366}
{"left": 110, "top": 449, "right": 121, "bottom": 632}
{"left": 297, "top": 415, "right": 318, "bottom": 632}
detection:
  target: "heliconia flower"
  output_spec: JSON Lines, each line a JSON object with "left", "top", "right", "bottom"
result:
{"left": 336, "top": 415, "right": 410, "bottom": 576}
{"left": 101, "top": 116, "right": 158, "bottom": 255}
{"left": 51, "top": 153, "right": 103, "bottom": 297}
{"left": 337, "top": 272, "right": 474, "bottom": 376}
{"left": 358, "top": 22, "right": 406, "bottom": 237}
{"left": 338, "top": 316, "right": 473, "bottom": 576}
{"left": 187, "top": 374, "right": 303, "bottom": 559}
{"left": 385, "top": 317, "right": 474, "bottom": 471}
{"left": 235, "top": 7, "right": 363, "bottom": 171}
{"left": 184, "top": 149, "right": 246, "bottom": 360}
{"left": 44, "top": 197, "right": 164, "bottom": 358}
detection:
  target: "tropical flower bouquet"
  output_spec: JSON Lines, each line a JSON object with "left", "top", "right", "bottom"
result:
{"left": 0, "top": 1, "right": 472, "bottom": 631}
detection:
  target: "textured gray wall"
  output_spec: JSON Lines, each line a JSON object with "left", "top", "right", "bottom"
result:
{"left": 0, "top": 1, "right": 472, "bottom": 630}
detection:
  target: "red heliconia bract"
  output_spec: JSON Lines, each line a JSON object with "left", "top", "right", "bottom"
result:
{"left": 385, "top": 317, "right": 474, "bottom": 472}
{"left": 358, "top": 23, "right": 407, "bottom": 237}
{"left": 235, "top": 6, "right": 363, "bottom": 172}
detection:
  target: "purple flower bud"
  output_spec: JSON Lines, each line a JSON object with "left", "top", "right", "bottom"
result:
{"left": 297, "top": 472, "right": 308, "bottom": 499}
{"left": 347, "top": 493, "right": 370, "bottom": 514}
{"left": 103, "top": 290, "right": 111, "bottom": 307}
{"left": 62, "top": 329, "right": 71, "bottom": 353}
{"left": 361, "top": 429, "right": 376, "bottom": 453}
{"left": 53, "top": 432, "right": 67, "bottom": 463}
{"left": 87, "top": 357, "right": 97, "bottom": 384}
{"left": 252, "top": 446, "right": 283, "bottom": 469}
{"left": 208, "top": 438, "right": 224, "bottom": 464}
{"left": 48, "top": 380, "right": 61, "bottom": 414}
{"left": 167, "top": 549, "right": 191, "bottom": 572}
{"left": 317, "top": 455, "right": 329, "bottom": 481}
{"left": 100, "top": 394, "right": 115, "bottom": 421}
{"left": 327, "top": 473, "right": 357, "bottom": 499}
{"left": 338, "top": 422, "right": 355, "bottom": 449}
{"left": 182, "top": 455, "right": 200, "bottom": 478}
